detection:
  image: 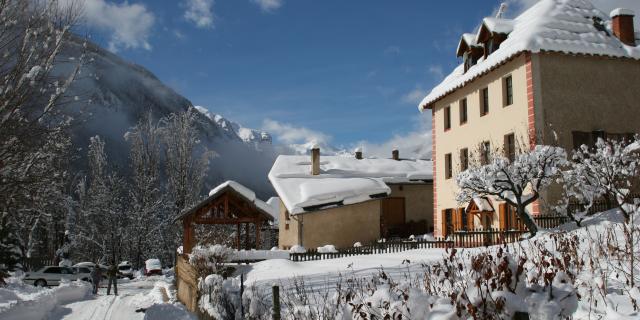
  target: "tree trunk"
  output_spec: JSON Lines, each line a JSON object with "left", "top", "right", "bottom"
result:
{"left": 517, "top": 204, "right": 538, "bottom": 237}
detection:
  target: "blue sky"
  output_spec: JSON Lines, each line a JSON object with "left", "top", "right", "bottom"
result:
{"left": 78, "top": 0, "right": 638, "bottom": 156}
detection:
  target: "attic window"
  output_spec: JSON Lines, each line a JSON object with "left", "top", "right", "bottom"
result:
{"left": 463, "top": 51, "right": 478, "bottom": 72}
{"left": 592, "top": 16, "right": 609, "bottom": 34}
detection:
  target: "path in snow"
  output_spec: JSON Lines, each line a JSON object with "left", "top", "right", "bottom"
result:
{"left": 47, "top": 277, "right": 177, "bottom": 320}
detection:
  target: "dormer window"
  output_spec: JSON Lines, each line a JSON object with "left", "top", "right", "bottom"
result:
{"left": 476, "top": 18, "right": 513, "bottom": 58}
{"left": 457, "top": 33, "right": 483, "bottom": 73}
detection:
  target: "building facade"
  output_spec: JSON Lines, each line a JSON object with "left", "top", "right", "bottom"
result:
{"left": 420, "top": 0, "right": 640, "bottom": 237}
{"left": 269, "top": 150, "right": 433, "bottom": 249}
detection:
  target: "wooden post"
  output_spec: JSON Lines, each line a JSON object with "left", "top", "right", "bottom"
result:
{"left": 245, "top": 223, "right": 250, "bottom": 250}
{"left": 240, "top": 273, "right": 244, "bottom": 317}
{"left": 236, "top": 223, "right": 241, "bottom": 250}
{"left": 183, "top": 219, "right": 194, "bottom": 254}
{"left": 256, "top": 221, "right": 261, "bottom": 249}
{"left": 272, "top": 285, "right": 281, "bottom": 320}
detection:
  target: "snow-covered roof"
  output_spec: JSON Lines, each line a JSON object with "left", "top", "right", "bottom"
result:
{"left": 456, "top": 33, "right": 481, "bottom": 57}
{"left": 473, "top": 197, "right": 494, "bottom": 212}
{"left": 610, "top": 8, "right": 635, "bottom": 18}
{"left": 268, "top": 155, "right": 432, "bottom": 215}
{"left": 419, "top": 0, "right": 640, "bottom": 111}
{"left": 480, "top": 17, "right": 515, "bottom": 37}
{"left": 176, "top": 180, "right": 275, "bottom": 222}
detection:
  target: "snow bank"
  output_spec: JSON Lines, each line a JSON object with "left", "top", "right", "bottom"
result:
{"left": 0, "top": 279, "right": 91, "bottom": 320}
{"left": 269, "top": 155, "right": 432, "bottom": 214}
{"left": 144, "top": 303, "right": 195, "bottom": 320}
{"left": 316, "top": 245, "right": 337, "bottom": 253}
{"left": 289, "top": 245, "right": 306, "bottom": 253}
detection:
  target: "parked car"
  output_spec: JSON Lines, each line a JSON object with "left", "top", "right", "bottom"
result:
{"left": 73, "top": 262, "right": 109, "bottom": 280}
{"left": 144, "top": 259, "right": 162, "bottom": 276}
{"left": 24, "top": 266, "right": 92, "bottom": 287}
{"left": 117, "top": 261, "right": 134, "bottom": 279}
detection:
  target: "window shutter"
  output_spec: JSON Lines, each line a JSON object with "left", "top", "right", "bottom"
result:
{"left": 441, "top": 210, "right": 448, "bottom": 237}
{"left": 504, "top": 135, "right": 510, "bottom": 159}
{"left": 499, "top": 203, "right": 507, "bottom": 230}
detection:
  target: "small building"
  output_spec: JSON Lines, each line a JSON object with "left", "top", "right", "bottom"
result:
{"left": 268, "top": 148, "right": 433, "bottom": 249}
{"left": 175, "top": 180, "right": 277, "bottom": 254}
{"left": 418, "top": 0, "right": 640, "bottom": 237}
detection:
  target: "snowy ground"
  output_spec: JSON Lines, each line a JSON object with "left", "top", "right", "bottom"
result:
{"left": 0, "top": 275, "right": 194, "bottom": 320}
{"left": 238, "top": 209, "right": 640, "bottom": 319}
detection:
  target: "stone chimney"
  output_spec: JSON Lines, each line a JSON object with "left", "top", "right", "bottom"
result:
{"left": 392, "top": 148, "right": 400, "bottom": 161}
{"left": 311, "top": 146, "right": 320, "bottom": 175}
{"left": 611, "top": 8, "right": 636, "bottom": 46}
{"left": 355, "top": 147, "right": 363, "bottom": 160}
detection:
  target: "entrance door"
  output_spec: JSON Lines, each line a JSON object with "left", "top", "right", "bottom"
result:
{"left": 381, "top": 198, "right": 406, "bottom": 237}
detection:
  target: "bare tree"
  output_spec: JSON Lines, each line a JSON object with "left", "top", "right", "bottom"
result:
{"left": 0, "top": 0, "right": 85, "bottom": 270}
{"left": 565, "top": 136, "right": 640, "bottom": 286}
{"left": 74, "top": 136, "right": 128, "bottom": 264}
{"left": 456, "top": 145, "right": 568, "bottom": 236}
{"left": 160, "top": 108, "right": 213, "bottom": 259}
{"left": 125, "top": 110, "right": 166, "bottom": 268}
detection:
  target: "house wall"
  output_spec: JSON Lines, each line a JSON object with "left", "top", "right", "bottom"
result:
{"left": 388, "top": 183, "right": 433, "bottom": 230}
{"left": 534, "top": 52, "right": 640, "bottom": 207}
{"left": 431, "top": 54, "right": 531, "bottom": 236}
{"left": 278, "top": 201, "right": 299, "bottom": 249}
{"left": 430, "top": 52, "right": 640, "bottom": 237}
{"left": 278, "top": 200, "right": 381, "bottom": 249}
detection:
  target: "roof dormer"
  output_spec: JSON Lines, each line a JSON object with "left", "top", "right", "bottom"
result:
{"left": 476, "top": 17, "right": 514, "bottom": 58}
{"left": 457, "top": 33, "right": 484, "bottom": 73}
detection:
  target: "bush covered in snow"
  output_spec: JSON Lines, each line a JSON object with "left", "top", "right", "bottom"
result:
{"left": 189, "top": 244, "right": 235, "bottom": 278}
{"left": 197, "top": 274, "right": 240, "bottom": 320}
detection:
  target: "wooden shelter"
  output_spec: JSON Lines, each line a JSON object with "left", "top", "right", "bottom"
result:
{"left": 465, "top": 197, "right": 495, "bottom": 229}
{"left": 175, "top": 181, "right": 275, "bottom": 254}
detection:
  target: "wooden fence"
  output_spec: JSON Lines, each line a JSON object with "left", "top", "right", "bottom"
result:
{"left": 533, "top": 214, "right": 571, "bottom": 229}
{"left": 176, "top": 255, "right": 199, "bottom": 313}
{"left": 450, "top": 228, "right": 527, "bottom": 248}
{"left": 290, "top": 238, "right": 452, "bottom": 262}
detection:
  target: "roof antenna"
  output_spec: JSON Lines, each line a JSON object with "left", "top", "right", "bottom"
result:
{"left": 496, "top": 2, "right": 508, "bottom": 19}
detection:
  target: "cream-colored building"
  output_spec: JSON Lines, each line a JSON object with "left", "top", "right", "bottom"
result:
{"left": 419, "top": 0, "right": 640, "bottom": 237}
{"left": 268, "top": 149, "right": 433, "bottom": 249}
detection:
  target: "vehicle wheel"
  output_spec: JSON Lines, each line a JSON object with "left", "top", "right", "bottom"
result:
{"left": 35, "top": 279, "right": 47, "bottom": 287}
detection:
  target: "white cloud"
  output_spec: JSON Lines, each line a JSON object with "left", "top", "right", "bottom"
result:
{"left": 77, "top": 0, "right": 155, "bottom": 52}
{"left": 263, "top": 115, "right": 432, "bottom": 160}
{"left": 252, "top": 0, "right": 283, "bottom": 12}
{"left": 355, "top": 113, "right": 432, "bottom": 160}
{"left": 428, "top": 65, "right": 444, "bottom": 81}
{"left": 402, "top": 86, "right": 427, "bottom": 104}
{"left": 184, "top": 0, "right": 215, "bottom": 29}
{"left": 262, "top": 119, "right": 331, "bottom": 145}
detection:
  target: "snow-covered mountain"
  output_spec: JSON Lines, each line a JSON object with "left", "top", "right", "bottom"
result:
{"left": 194, "top": 106, "right": 272, "bottom": 146}
{"left": 61, "top": 37, "right": 279, "bottom": 198}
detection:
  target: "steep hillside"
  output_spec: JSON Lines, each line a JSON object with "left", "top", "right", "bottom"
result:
{"left": 61, "top": 38, "right": 279, "bottom": 198}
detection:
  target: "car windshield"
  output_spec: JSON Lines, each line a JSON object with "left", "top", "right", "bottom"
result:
{"left": 118, "top": 266, "right": 130, "bottom": 271}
